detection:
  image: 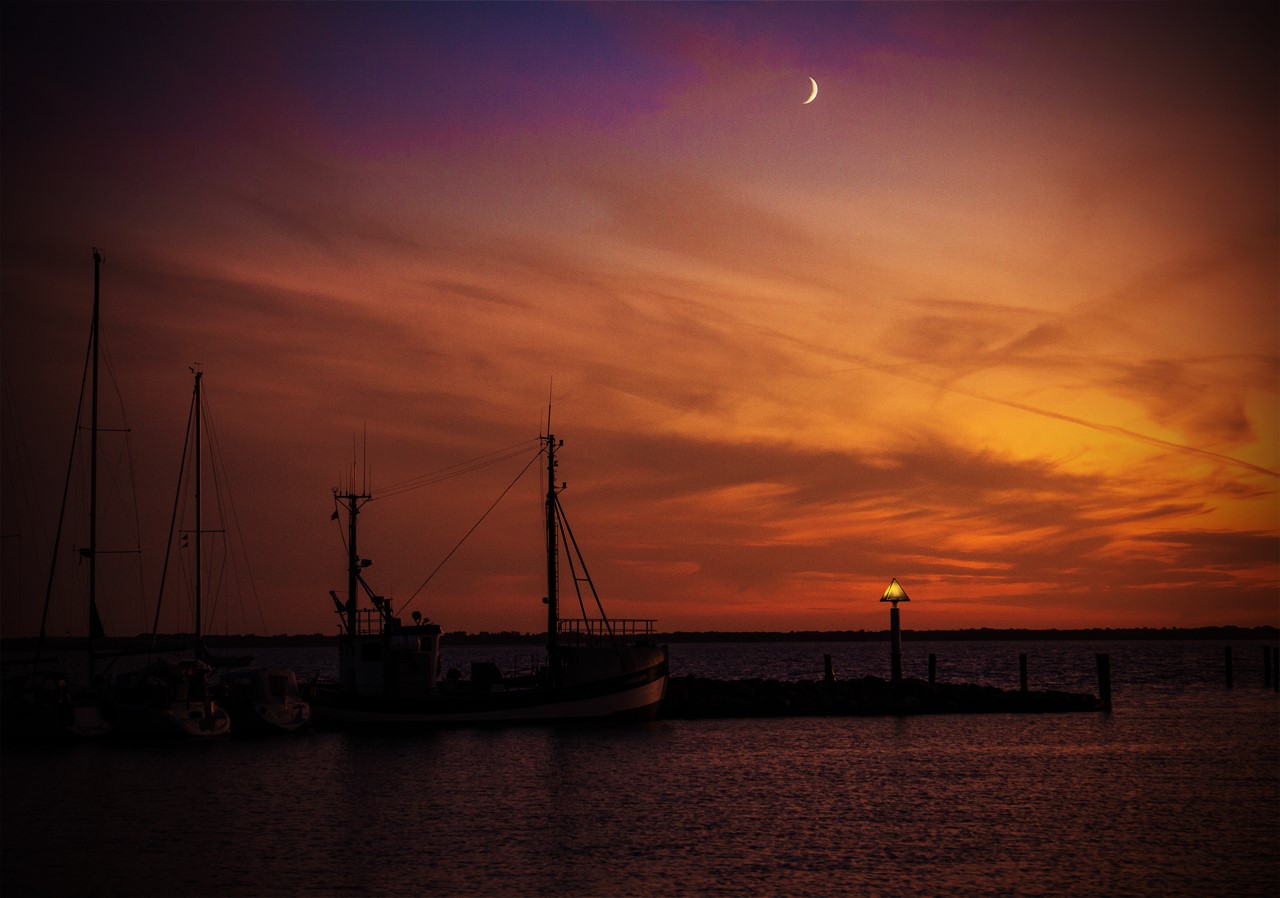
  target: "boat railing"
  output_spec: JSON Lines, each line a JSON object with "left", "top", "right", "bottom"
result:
{"left": 347, "top": 609, "right": 386, "bottom": 637}
{"left": 502, "top": 652, "right": 544, "bottom": 679}
{"left": 557, "top": 618, "right": 657, "bottom": 646}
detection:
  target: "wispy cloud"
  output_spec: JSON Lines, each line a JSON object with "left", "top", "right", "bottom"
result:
{"left": 2, "top": 1, "right": 1275, "bottom": 635}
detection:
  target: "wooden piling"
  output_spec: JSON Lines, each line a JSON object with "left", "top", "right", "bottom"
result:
{"left": 1019, "top": 653, "right": 1028, "bottom": 692}
{"left": 1096, "top": 653, "right": 1112, "bottom": 711}
{"left": 1225, "top": 646, "right": 1233, "bottom": 689}
{"left": 928, "top": 653, "right": 937, "bottom": 685}
{"left": 823, "top": 653, "right": 835, "bottom": 685}
{"left": 1265, "top": 645, "right": 1272, "bottom": 689}
{"left": 1273, "top": 647, "right": 1279, "bottom": 694}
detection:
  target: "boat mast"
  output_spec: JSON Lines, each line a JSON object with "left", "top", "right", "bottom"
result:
{"left": 545, "top": 433, "right": 561, "bottom": 651}
{"left": 192, "top": 368, "right": 203, "bottom": 659}
{"left": 88, "top": 248, "right": 102, "bottom": 676}
{"left": 335, "top": 483, "right": 368, "bottom": 639}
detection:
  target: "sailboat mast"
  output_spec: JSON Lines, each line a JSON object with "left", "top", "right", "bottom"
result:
{"left": 192, "top": 369, "right": 203, "bottom": 657}
{"left": 545, "top": 433, "right": 560, "bottom": 651}
{"left": 88, "top": 248, "right": 102, "bottom": 675}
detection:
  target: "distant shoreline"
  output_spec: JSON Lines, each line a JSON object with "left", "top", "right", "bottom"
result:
{"left": 4, "top": 625, "right": 1277, "bottom": 655}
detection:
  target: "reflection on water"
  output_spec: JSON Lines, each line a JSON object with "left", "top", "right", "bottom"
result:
{"left": 2, "top": 641, "right": 1277, "bottom": 897}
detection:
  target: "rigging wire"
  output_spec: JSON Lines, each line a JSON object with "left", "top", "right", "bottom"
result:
{"left": 84, "top": 329, "right": 146, "bottom": 637}
{"left": 200, "top": 395, "right": 225, "bottom": 634}
{"left": 35, "top": 320, "right": 94, "bottom": 658}
{"left": 554, "top": 493, "right": 614, "bottom": 644}
{"left": 151, "top": 391, "right": 195, "bottom": 650}
{"left": 396, "top": 447, "right": 544, "bottom": 615}
{"left": 556, "top": 500, "right": 589, "bottom": 623}
{"left": 374, "top": 438, "right": 542, "bottom": 500}
{"left": 201, "top": 384, "right": 269, "bottom": 635}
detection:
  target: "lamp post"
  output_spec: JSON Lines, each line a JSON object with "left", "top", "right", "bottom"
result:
{"left": 881, "top": 578, "right": 910, "bottom": 685}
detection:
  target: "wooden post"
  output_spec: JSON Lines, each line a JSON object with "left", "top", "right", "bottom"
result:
{"left": 823, "top": 654, "right": 835, "bottom": 685}
{"left": 1225, "top": 646, "right": 1233, "bottom": 689}
{"left": 1019, "top": 653, "right": 1028, "bottom": 692}
{"left": 1096, "top": 653, "right": 1112, "bottom": 711}
{"left": 1273, "top": 647, "right": 1279, "bottom": 694}
{"left": 1264, "top": 645, "right": 1272, "bottom": 689}
{"left": 928, "top": 653, "right": 937, "bottom": 685}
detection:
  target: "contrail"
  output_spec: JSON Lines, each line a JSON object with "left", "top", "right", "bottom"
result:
{"left": 819, "top": 354, "right": 1279, "bottom": 479}
{"left": 948, "top": 384, "right": 1279, "bottom": 479}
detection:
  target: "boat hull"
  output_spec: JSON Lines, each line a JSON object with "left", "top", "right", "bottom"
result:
{"left": 226, "top": 703, "right": 311, "bottom": 734}
{"left": 110, "top": 659, "right": 232, "bottom": 737}
{"left": 112, "top": 701, "right": 232, "bottom": 737}
{"left": 67, "top": 702, "right": 112, "bottom": 738}
{"left": 312, "top": 656, "right": 667, "bottom": 727}
{"left": 220, "top": 668, "right": 312, "bottom": 734}
{"left": 1, "top": 673, "right": 111, "bottom": 740}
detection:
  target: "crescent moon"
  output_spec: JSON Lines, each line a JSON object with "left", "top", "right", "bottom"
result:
{"left": 803, "top": 76, "right": 818, "bottom": 105}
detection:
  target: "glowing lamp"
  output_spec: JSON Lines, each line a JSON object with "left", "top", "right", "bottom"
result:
{"left": 881, "top": 578, "right": 910, "bottom": 606}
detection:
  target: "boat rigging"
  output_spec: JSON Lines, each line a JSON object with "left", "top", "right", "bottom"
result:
{"left": 311, "top": 428, "right": 668, "bottom": 726}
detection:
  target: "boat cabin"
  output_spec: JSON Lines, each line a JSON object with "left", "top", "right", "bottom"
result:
{"left": 338, "top": 605, "right": 442, "bottom": 698}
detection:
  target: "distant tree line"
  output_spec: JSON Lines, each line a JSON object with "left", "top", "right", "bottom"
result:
{"left": 4, "top": 625, "right": 1276, "bottom": 654}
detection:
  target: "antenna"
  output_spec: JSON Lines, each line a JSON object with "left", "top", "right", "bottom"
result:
{"left": 545, "top": 376, "right": 554, "bottom": 436}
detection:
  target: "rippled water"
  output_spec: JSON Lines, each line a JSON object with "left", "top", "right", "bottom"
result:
{"left": 3, "top": 641, "right": 1277, "bottom": 897}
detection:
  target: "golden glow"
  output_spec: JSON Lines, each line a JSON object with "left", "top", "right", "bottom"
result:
{"left": 1, "top": 3, "right": 1274, "bottom": 636}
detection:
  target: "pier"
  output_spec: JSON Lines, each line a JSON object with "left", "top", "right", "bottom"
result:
{"left": 661, "top": 673, "right": 1102, "bottom": 719}
{"left": 661, "top": 580, "right": 1110, "bottom": 718}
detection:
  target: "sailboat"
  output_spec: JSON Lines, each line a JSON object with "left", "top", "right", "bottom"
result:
{"left": 218, "top": 667, "right": 311, "bottom": 734}
{"left": 309, "top": 431, "right": 668, "bottom": 726}
{"left": 111, "top": 369, "right": 232, "bottom": 737}
{"left": 2, "top": 249, "right": 113, "bottom": 740}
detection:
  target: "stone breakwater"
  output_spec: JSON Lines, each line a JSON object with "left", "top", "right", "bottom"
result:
{"left": 661, "top": 675, "right": 1102, "bottom": 719}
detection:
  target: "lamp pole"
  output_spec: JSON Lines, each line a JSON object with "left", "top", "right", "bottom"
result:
{"left": 881, "top": 578, "right": 910, "bottom": 685}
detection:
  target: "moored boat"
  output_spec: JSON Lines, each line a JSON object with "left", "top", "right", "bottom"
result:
{"left": 219, "top": 667, "right": 311, "bottom": 734}
{"left": 1, "top": 667, "right": 111, "bottom": 740}
{"left": 310, "top": 432, "right": 668, "bottom": 727}
{"left": 111, "top": 657, "right": 231, "bottom": 737}
{"left": 112, "top": 369, "right": 235, "bottom": 737}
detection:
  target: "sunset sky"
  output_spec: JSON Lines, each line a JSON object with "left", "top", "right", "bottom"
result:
{"left": 2, "top": 2, "right": 1276, "bottom": 639}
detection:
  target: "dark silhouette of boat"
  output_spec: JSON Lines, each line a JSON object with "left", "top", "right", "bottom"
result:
{"left": 1, "top": 249, "right": 113, "bottom": 740}
{"left": 218, "top": 667, "right": 311, "bottom": 734}
{"left": 111, "top": 656, "right": 231, "bottom": 737}
{"left": 111, "top": 369, "right": 234, "bottom": 737}
{"left": 1, "top": 666, "right": 111, "bottom": 740}
{"left": 310, "top": 432, "right": 668, "bottom": 726}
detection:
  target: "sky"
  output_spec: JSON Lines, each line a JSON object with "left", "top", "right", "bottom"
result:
{"left": 2, "top": 1, "right": 1277, "bottom": 639}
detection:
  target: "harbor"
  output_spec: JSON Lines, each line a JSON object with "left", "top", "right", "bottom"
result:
{"left": 662, "top": 671, "right": 1102, "bottom": 718}
{"left": 3, "top": 638, "right": 1277, "bottom": 898}
{"left": 8, "top": 631, "right": 1278, "bottom": 737}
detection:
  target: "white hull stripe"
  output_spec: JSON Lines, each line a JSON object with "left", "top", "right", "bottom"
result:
{"left": 314, "top": 674, "right": 667, "bottom": 726}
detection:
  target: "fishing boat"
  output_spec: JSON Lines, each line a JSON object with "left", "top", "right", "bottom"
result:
{"left": 1, "top": 249, "right": 114, "bottom": 740}
{"left": 218, "top": 667, "right": 311, "bottom": 734}
{"left": 310, "top": 432, "right": 668, "bottom": 726}
{"left": 111, "top": 369, "right": 231, "bottom": 737}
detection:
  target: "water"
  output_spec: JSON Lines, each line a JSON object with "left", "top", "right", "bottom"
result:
{"left": 3, "top": 641, "right": 1277, "bottom": 897}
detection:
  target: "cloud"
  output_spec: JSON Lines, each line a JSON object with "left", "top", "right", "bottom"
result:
{"left": 4, "top": 1, "right": 1276, "bottom": 635}
{"left": 1109, "top": 358, "right": 1255, "bottom": 447}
